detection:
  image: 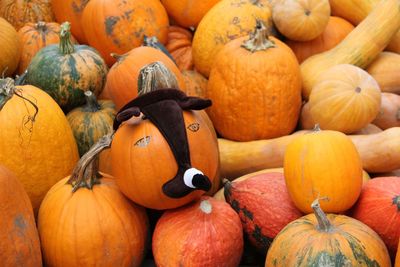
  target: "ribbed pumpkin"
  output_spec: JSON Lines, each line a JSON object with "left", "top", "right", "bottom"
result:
{"left": 0, "top": 0, "right": 54, "bottom": 30}
{"left": 286, "top": 16, "right": 354, "bottom": 63}
{"left": 17, "top": 21, "right": 76, "bottom": 75}
{"left": 272, "top": 0, "right": 330, "bottom": 41}
{"left": 105, "top": 47, "right": 185, "bottom": 110}
{"left": 284, "top": 127, "right": 363, "bottom": 213}
{"left": 165, "top": 26, "right": 194, "bottom": 71}
{"left": 367, "top": 52, "right": 400, "bottom": 94}
{"left": 0, "top": 165, "right": 42, "bottom": 267}
{"left": 192, "top": 0, "right": 273, "bottom": 77}
{"left": 224, "top": 173, "right": 303, "bottom": 253}
{"left": 308, "top": 64, "right": 382, "bottom": 134}
{"left": 25, "top": 22, "right": 108, "bottom": 112}
{"left": 351, "top": 177, "right": 400, "bottom": 257}
{"left": 0, "top": 17, "right": 21, "bottom": 77}
{"left": 67, "top": 91, "right": 116, "bottom": 157}
{"left": 266, "top": 199, "right": 391, "bottom": 266}
{"left": 182, "top": 70, "right": 208, "bottom": 98}
{"left": 38, "top": 136, "right": 149, "bottom": 267}
{"left": 81, "top": 0, "right": 169, "bottom": 66}
{"left": 0, "top": 78, "right": 79, "bottom": 214}
{"left": 373, "top": 93, "right": 400, "bottom": 129}
{"left": 207, "top": 21, "right": 302, "bottom": 141}
{"left": 153, "top": 196, "right": 243, "bottom": 266}
{"left": 51, "top": 0, "right": 89, "bottom": 43}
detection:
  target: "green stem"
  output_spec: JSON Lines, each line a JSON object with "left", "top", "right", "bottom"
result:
{"left": 137, "top": 61, "right": 179, "bottom": 96}
{"left": 59, "top": 22, "right": 75, "bottom": 55}
{"left": 83, "top": 91, "right": 101, "bottom": 112}
{"left": 311, "top": 198, "right": 333, "bottom": 232}
{"left": 0, "top": 78, "right": 17, "bottom": 110}
{"left": 241, "top": 20, "right": 275, "bottom": 52}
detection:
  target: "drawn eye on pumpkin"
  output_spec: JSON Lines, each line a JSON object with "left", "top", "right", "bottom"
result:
{"left": 187, "top": 122, "right": 200, "bottom": 132}
{"left": 134, "top": 136, "right": 151, "bottom": 147}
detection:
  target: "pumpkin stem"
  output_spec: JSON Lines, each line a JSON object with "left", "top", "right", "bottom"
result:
{"left": 83, "top": 91, "right": 101, "bottom": 112}
{"left": 222, "top": 178, "right": 233, "bottom": 201}
{"left": 137, "top": 61, "right": 180, "bottom": 96}
{"left": 312, "top": 124, "right": 321, "bottom": 132}
{"left": 392, "top": 195, "right": 400, "bottom": 211}
{"left": 110, "top": 53, "right": 128, "bottom": 63}
{"left": 59, "top": 22, "right": 75, "bottom": 55}
{"left": 396, "top": 108, "right": 400, "bottom": 121}
{"left": 67, "top": 134, "right": 113, "bottom": 192}
{"left": 199, "top": 199, "right": 213, "bottom": 214}
{"left": 250, "top": 0, "right": 263, "bottom": 7}
{"left": 311, "top": 198, "right": 333, "bottom": 232}
{"left": 35, "top": 21, "right": 47, "bottom": 32}
{"left": 241, "top": 20, "right": 275, "bottom": 52}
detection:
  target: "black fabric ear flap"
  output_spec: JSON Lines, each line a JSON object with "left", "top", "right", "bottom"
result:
{"left": 178, "top": 96, "right": 212, "bottom": 110}
{"left": 113, "top": 106, "right": 141, "bottom": 130}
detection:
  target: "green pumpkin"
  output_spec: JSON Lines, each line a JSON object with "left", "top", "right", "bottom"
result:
{"left": 25, "top": 22, "right": 108, "bottom": 112}
{"left": 67, "top": 91, "right": 115, "bottom": 157}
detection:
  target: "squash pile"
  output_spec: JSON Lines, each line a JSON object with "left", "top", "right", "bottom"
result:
{"left": 1, "top": 0, "right": 400, "bottom": 266}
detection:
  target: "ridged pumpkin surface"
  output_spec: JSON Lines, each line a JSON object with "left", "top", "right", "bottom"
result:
{"left": 166, "top": 26, "right": 194, "bottom": 71}
{"left": 182, "top": 70, "right": 208, "bottom": 98}
{"left": 0, "top": 165, "right": 42, "bottom": 267}
{"left": 0, "top": 17, "right": 21, "bottom": 77}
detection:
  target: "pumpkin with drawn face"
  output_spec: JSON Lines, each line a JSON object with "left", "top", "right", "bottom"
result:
{"left": 111, "top": 89, "right": 219, "bottom": 210}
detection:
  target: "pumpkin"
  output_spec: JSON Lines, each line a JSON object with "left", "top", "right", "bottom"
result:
{"left": 161, "top": 0, "right": 220, "bottom": 28}
{"left": 367, "top": 52, "right": 400, "bottom": 94}
{"left": 308, "top": 64, "right": 382, "bottom": 134}
{"left": 207, "top": 21, "right": 302, "bottom": 141}
{"left": 284, "top": 127, "right": 363, "bottom": 213}
{"left": 152, "top": 196, "right": 243, "bottom": 266}
{"left": 17, "top": 21, "right": 76, "bottom": 75}
{"left": 286, "top": 16, "right": 354, "bottom": 63}
{"left": 0, "top": 78, "right": 79, "bottom": 214}
{"left": 192, "top": 0, "right": 273, "bottom": 77}
{"left": 351, "top": 177, "right": 400, "bottom": 257}
{"left": 0, "top": 165, "right": 42, "bottom": 266}
{"left": 165, "top": 26, "right": 194, "bottom": 71}
{"left": 81, "top": 0, "right": 169, "bottom": 66}
{"left": 0, "top": 17, "right": 21, "bottom": 77}
{"left": 25, "top": 22, "right": 108, "bottom": 112}
{"left": 0, "top": 0, "right": 54, "bottom": 30}
{"left": 105, "top": 47, "right": 185, "bottom": 110}
{"left": 265, "top": 199, "right": 391, "bottom": 266}
{"left": 224, "top": 173, "right": 303, "bottom": 253}
{"left": 182, "top": 70, "right": 208, "bottom": 98}
{"left": 372, "top": 92, "right": 400, "bottom": 129}
{"left": 272, "top": 0, "right": 330, "bottom": 41}
{"left": 67, "top": 91, "right": 116, "bottom": 157}
{"left": 51, "top": 0, "right": 89, "bottom": 43}
{"left": 301, "top": 0, "right": 400, "bottom": 99}
{"left": 38, "top": 135, "right": 149, "bottom": 267}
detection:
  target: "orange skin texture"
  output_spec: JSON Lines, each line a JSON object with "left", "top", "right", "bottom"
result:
{"left": 284, "top": 130, "right": 363, "bottom": 214}
{"left": 105, "top": 46, "right": 186, "bottom": 110}
{"left": 0, "top": 165, "right": 42, "bottom": 267}
{"left": 207, "top": 35, "right": 302, "bottom": 141}
{"left": 38, "top": 175, "right": 149, "bottom": 267}
{"left": 166, "top": 26, "right": 194, "bottom": 71}
{"left": 286, "top": 16, "right": 354, "bottom": 63}
{"left": 373, "top": 92, "right": 400, "bottom": 129}
{"left": 82, "top": 0, "right": 169, "bottom": 66}
{"left": 367, "top": 52, "right": 400, "bottom": 94}
{"left": 182, "top": 70, "right": 208, "bottom": 98}
{"left": 111, "top": 110, "right": 220, "bottom": 210}
{"left": 0, "top": 18, "right": 21, "bottom": 77}
{"left": 192, "top": 0, "right": 273, "bottom": 77}
{"left": 52, "top": 0, "right": 89, "bottom": 43}
{"left": 152, "top": 196, "right": 243, "bottom": 266}
{"left": 0, "top": 0, "right": 54, "bottom": 30}
{"left": 351, "top": 177, "right": 400, "bottom": 257}
{"left": 161, "top": 0, "right": 221, "bottom": 28}
{"left": 0, "top": 84, "right": 79, "bottom": 214}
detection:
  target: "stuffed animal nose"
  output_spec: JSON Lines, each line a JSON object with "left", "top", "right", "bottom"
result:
{"left": 183, "top": 168, "right": 211, "bottom": 191}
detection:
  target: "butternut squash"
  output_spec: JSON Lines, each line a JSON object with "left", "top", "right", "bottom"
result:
{"left": 301, "top": 0, "right": 400, "bottom": 99}
{"left": 372, "top": 93, "right": 400, "bottom": 129}
{"left": 219, "top": 127, "right": 400, "bottom": 179}
{"left": 367, "top": 52, "right": 400, "bottom": 94}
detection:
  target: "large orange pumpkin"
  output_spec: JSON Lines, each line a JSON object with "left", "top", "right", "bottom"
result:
{"left": 0, "top": 78, "right": 79, "bottom": 214}
{"left": 81, "top": 0, "right": 169, "bottom": 66}
{"left": 152, "top": 196, "right": 243, "bottom": 266}
{"left": 0, "top": 165, "right": 42, "bottom": 266}
{"left": 207, "top": 21, "right": 302, "bottom": 141}
{"left": 284, "top": 127, "right": 363, "bottom": 213}
{"left": 0, "top": 17, "right": 21, "bottom": 77}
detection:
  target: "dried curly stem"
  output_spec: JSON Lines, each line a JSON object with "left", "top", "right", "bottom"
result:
{"left": 241, "top": 20, "right": 275, "bottom": 52}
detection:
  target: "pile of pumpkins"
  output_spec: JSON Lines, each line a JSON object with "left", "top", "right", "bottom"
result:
{"left": 1, "top": 0, "right": 400, "bottom": 266}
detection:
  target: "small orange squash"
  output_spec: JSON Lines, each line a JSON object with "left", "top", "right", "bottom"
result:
{"left": 367, "top": 52, "right": 400, "bottom": 94}
{"left": 373, "top": 92, "right": 400, "bottom": 129}
{"left": 0, "top": 17, "right": 21, "bottom": 77}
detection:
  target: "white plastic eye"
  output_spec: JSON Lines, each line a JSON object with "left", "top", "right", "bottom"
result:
{"left": 183, "top": 168, "right": 204, "bottom": 188}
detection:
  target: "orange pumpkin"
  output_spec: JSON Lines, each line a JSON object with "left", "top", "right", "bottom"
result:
{"left": 182, "top": 70, "right": 208, "bottom": 98}
{"left": 308, "top": 64, "right": 382, "bottom": 134}
{"left": 81, "top": 0, "right": 169, "bottom": 66}
{"left": 0, "top": 165, "right": 42, "bottom": 266}
{"left": 286, "top": 16, "right": 354, "bottom": 63}
{"left": 367, "top": 52, "right": 400, "bottom": 94}
{"left": 0, "top": 17, "right": 21, "bottom": 77}
{"left": 284, "top": 127, "right": 363, "bottom": 213}
{"left": 152, "top": 196, "right": 243, "bottom": 266}
{"left": 207, "top": 21, "right": 302, "bottom": 141}
{"left": 373, "top": 92, "right": 400, "bottom": 129}
{"left": 165, "top": 25, "right": 194, "bottom": 71}
{"left": 0, "top": 0, "right": 54, "bottom": 30}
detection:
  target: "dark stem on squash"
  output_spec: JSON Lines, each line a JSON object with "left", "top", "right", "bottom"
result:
{"left": 396, "top": 108, "right": 400, "bottom": 121}
{"left": 392, "top": 195, "right": 400, "bottom": 211}
{"left": 35, "top": 21, "right": 47, "bottom": 32}
{"left": 250, "top": 0, "right": 263, "bottom": 7}
{"left": 311, "top": 198, "right": 333, "bottom": 232}
{"left": 83, "top": 91, "right": 101, "bottom": 112}
{"left": 110, "top": 53, "right": 127, "bottom": 63}
{"left": 67, "top": 134, "right": 113, "bottom": 192}
{"left": 59, "top": 22, "right": 75, "bottom": 55}
{"left": 312, "top": 124, "right": 321, "bottom": 132}
{"left": 241, "top": 19, "right": 275, "bottom": 52}
{"left": 137, "top": 61, "right": 180, "bottom": 96}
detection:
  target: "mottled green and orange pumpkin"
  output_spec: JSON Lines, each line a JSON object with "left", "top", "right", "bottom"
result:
{"left": 25, "top": 22, "right": 108, "bottom": 112}
{"left": 67, "top": 91, "right": 116, "bottom": 157}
